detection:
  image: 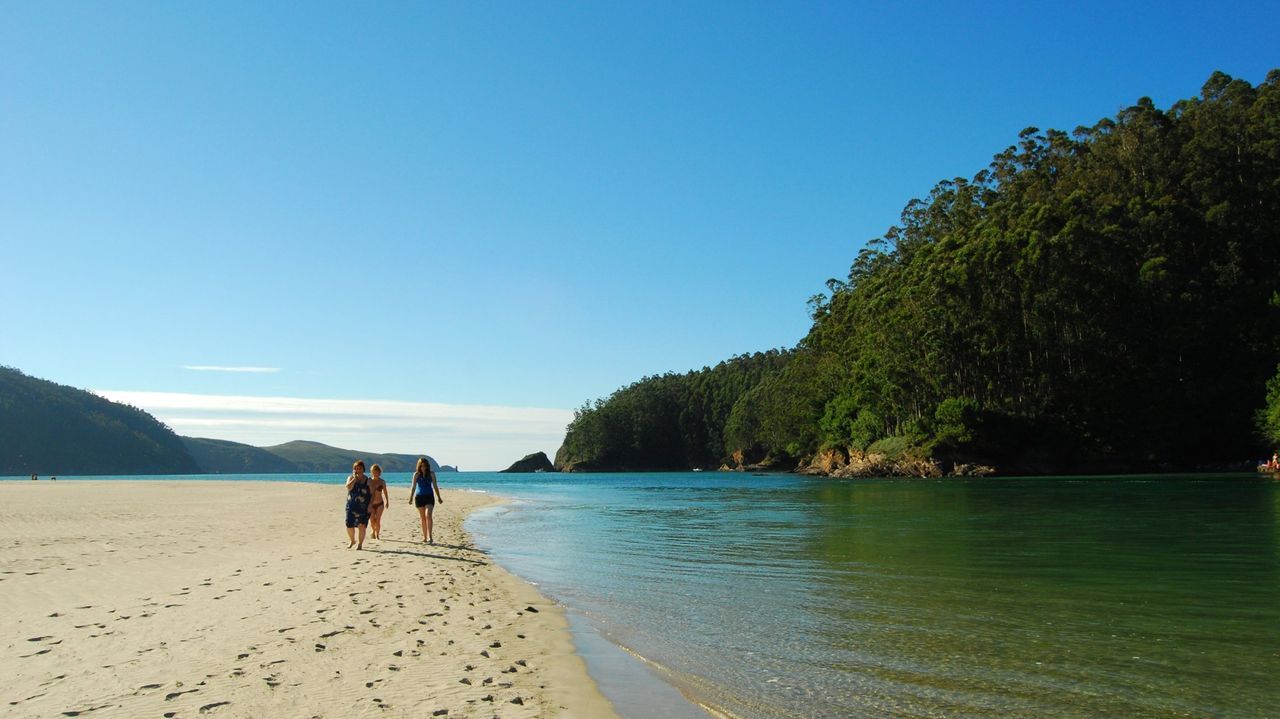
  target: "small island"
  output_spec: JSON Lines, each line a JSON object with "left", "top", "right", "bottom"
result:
{"left": 500, "top": 451, "right": 555, "bottom": 473}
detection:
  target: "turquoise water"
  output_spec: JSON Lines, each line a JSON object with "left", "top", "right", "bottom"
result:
{"left": 16, "top": 471, "right": 1280, "bottom": 717}
{"left": 458, "top": 472, "right": 1280, "bottom": 719}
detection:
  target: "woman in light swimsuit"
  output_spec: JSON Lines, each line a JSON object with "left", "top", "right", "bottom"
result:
{"left": 367, "top": 463, "right": 390, "bottom": 540}
{"left": 345, "top": 460, "right": 372, "bottom": 549}
{"left": 408, "top": 457, "right": 444, "bottom": 544}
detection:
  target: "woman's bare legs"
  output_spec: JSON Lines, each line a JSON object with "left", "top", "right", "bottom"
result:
{"left": 370, "top": 504, "right": 385, "bottom": 539}
{"left": 416, "top": 505, "right": 429, "bottom": 542}
{"left": 346, "top": 526, "right": 355, "bottom": 548}
{"left": 425, "top": 505, "right": 434, "bottom": 544}
{"left": 356, "top": 522, "right": 367, "bottom": 550}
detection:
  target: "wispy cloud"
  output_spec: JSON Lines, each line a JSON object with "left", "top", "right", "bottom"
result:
{"left": 94, "top": 390, "right": 573, "bottom": 471}
{"left": 182, "top": 365, "right": 281, "bottom": 373}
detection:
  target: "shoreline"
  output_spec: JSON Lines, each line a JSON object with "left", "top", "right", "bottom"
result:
{"left": 0, "top": 480, "right": 618, "bottom": 718}
{"left": 466, "top": 502, "right": 715, "bottom": 719}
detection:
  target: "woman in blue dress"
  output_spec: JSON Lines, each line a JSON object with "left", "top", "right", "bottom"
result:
{"left": 408, "top": 457, "right": 444, "bottom": 544}
{"left": 345, "top": 460, "right": 373, "bottom": 549}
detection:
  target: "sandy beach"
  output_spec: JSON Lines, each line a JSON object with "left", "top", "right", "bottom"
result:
{"left": 0, "top": 481, "right": 618, "bottom": 719}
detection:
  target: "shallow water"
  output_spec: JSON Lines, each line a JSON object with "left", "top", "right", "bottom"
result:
{"left": 459, "top": 472, "right": 1280, "bottom": 719}
{"left": 19, "top": 471, "right": 1279, "bottom": 717}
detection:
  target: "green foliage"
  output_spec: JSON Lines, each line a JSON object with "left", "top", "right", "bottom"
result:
{"left": 1256, "top": 364, "right": 1280, "bottom": 446}
{"left": 931, "top": 397, "right": 979, "bottom": 449}
{"left": 559, "top": 351, "right": 792, "bottom": 469}
{"left": 866, "top": 435, "right": 918, "bottom": 461}
{"left": 0, "top": 366, "right": 199, "bottom": 475}
{"left": 725, "top": 350, "right": 832, "bottom": 457}
{"left": 561, "top": 70, "right": 1280, "bottom": 472}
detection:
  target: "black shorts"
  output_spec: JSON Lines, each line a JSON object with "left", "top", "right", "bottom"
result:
{"left": 414, "top": 495, "right": 435, "bottom": 509}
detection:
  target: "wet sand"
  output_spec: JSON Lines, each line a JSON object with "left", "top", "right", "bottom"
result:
{"left": 0, "top": 480, "right": 618, "bottom": 718}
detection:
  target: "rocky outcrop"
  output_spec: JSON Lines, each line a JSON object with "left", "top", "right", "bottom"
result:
{"left": 553, "top": 445, "right": 581, "bottom": 472}
{"left": 793, "top": 446, "right": 1002, "bottom": 478}
{"left": 950, "top": 462, "right": 996, "bottom": 477}
{"left": 718, "top": 448, "right": 798, "bottom": 473}
{"left": 501, "top": 451, "right": 555, "bottom": 473}
{"left": 798, "top": 447, "right": 849, "bottom": 475}
{"left": 796, "top": 447, "right": 944, "bottom": 478}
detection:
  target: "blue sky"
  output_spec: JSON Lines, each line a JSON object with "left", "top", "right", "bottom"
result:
{"left": 2, "top": 2, "right": 1277, "bottom": 468}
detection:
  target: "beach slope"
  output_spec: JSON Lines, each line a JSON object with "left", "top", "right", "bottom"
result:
{"left": 0, "top": 481, "right": 616, "bottom": 718}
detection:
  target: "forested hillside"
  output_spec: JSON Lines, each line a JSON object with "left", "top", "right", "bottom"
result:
{"left": 0, "top": 366, "right": 199, "bottom": 475}
{"left": 555, "top": 351, "right": 792, "bottom": 471}
{"left": 558, "top": 70, "right": 1280, "bottom": 474}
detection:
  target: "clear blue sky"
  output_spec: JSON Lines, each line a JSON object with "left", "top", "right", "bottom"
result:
{"left": 2, "top": 2, "right": 1276, "bottom": 467}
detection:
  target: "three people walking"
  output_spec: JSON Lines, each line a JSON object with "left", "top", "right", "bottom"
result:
{"left": 343, "top": 456, "right": 443, "bottom": 548}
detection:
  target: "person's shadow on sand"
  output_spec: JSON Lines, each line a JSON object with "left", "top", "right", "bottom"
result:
{"left": 367, "top": 546, "right": 486, "bottom": 565}
{"left": 377, "top": 538, "right": 485, "bottom": 553}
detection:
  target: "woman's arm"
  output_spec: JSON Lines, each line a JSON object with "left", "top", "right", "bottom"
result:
{"left": 431, "top": 470, "right": 443, "bottom": 504}
{"left": 381, "top": 482, "right": 391, "bottom": 505}
{"left": 408, "top": 475, "right": 417, "bottom": 504}
{"left": 345, "top": 474, "right": 355, "bottom": 490}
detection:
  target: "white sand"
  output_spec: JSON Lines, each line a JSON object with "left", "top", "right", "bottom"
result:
{"left": 0, "top": 480, "right": 618, "bottom": 718}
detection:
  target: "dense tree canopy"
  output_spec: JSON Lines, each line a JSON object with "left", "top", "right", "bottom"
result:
{"left": 557, "top": 351, "right": 792, "bottom": 470}
{"left": 559, "top": 70, "right": 1280, "bottom": 473}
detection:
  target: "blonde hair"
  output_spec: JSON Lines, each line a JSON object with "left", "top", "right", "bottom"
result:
{"left": 370, "top": 463, "right": 382, "bottom": 475}
{"left": 352, "top": 459, "right": 366, "bottom": 472}
{"left": 415, "top": 457, "right": 429, "bottom": 477}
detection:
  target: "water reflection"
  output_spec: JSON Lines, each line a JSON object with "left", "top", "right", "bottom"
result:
{"left": 798, "top": 476, "right": 1280, "bottom": 718}
{"left": 464, "top": 473, "right": 1280, "bottom": 719}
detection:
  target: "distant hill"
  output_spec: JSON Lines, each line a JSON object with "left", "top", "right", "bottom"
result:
{"left": 259, "top": 440, "right": 441, "bottom": 474}
{"left": 0, "top": 366, "right": 458, "bottom": 476}
{"left": 181, "top": 437, "right": 302, "bottom": 474}
{"left": 0, "top": 366, "right": 199, "bottom": 475}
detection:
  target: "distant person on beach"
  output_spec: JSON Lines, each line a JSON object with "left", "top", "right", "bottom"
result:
{"left": 345, "top": 460, "right": 372, "bottom": 549}
{"left": 408, "top": 457, "right": 443, "bottom": 544}
{"left": 367, "top": 463, "right": 390, "bottom": 540}
{"left": 31, "top": 474, "right": 37, "bottom": 481}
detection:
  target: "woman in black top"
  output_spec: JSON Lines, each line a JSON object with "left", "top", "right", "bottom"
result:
{"left": 408, "top": 457, "right": 444, "bottom": 543}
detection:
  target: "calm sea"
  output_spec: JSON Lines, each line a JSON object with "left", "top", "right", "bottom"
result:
{"left": 461, "top": 472, "right": 1280, "bottom": 719}
{"left": 13, "top": 471, "right": 1279, "bottom": 717}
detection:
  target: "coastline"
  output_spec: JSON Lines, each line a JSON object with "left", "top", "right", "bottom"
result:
{"left": 0, "top": 480, "right": 617, "bottom": 718}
